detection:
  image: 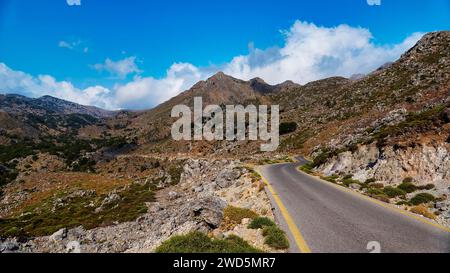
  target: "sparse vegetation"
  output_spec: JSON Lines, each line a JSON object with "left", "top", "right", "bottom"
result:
{"left": 410, "top": 205, "right": 436, "bottom": 220}
{"left": 299, "top": 163, "right": 314, "bottom": 174}
{"left": 371, "top": 194, "right": 391, "bottom": 203}
{"left": 262, "top": 226, "right": 289, "bottom": 250}
{"left": 0, "top": 182, "right": 156, "bottom": 238}
{"left": 383, "top": 186, "right": 406, "bottom": 198}
{"left": 222, "top": 206, "right": 258, "bottom": 229}
{"left": 410, "top": 193, "right": 435, "bottom": 205}
{"left": 417, "top": 184, "right": 435, "bottom": 190}
{"left": 398, "top": 182, "right": 417, "bottom": 193}
{"left": 342, "top": 178, "right": 361, "bottom": 187}
{"left": 321, "top": 175, "right": 339, "bottom": 183}
{"left": 155, "top": 232, "right": 262, "bottom": 253}
{"left": 370, "top": 183, "right": 385, "bottom": 189}
{"left": 365, "top": 178, "right": 376, "bottom": 184}
{"left": 248, "top": 217, "right": 275, "bottom": 229}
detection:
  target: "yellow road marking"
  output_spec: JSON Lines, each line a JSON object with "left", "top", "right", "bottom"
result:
{"left": 256, "top": 168, "right": 312, "bottom": 253}
{"left": 296, "top": 167, "right": 450, "bottom": 233}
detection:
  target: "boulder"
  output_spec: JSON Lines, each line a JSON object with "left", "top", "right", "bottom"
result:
{"left": 191, "top": 196, "right": 227, "bottom": 228}
{"left": 0, "top": 240, "right": 19, "bottom": 253}
{"left": 215, "top": 168, "right": 241, "bottom": 188}
{"left": 168, "top": 191, "right": 179, "bottom": 200}
{"left": 66, "top": 241, "right": 81, "bottom": 253}
{"left": 49, "top": 228, "right": 68, "bottom": 242}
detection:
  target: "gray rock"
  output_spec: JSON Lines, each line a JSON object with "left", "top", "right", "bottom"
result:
{"left": 95, "top": 193, "right": 121, "bottom": 213}
{"left": 215, "top": 168, "right": 241, "bottom": 188}
{"left": 435, "top": 202, "right": 448, "bottom": 211}
{"left": 66, "top": 241, "right": 81, "bottom": 253}
{"left": 191, "top": 196, "right": 227, "bottom": 228}
{"left": 49, "top": 228, "right": 68, "bottom": 242}
{"left": 349, "top": 183, "right": 362, "bottom": 190}
{"left": 193, "top": 186, "right": 203, "bottom": 193}
{"left": 0, "top": 241, "right": 19, "bottom": 253}
{"left": 168, "top": 191, "right": 179, "bottom": 200}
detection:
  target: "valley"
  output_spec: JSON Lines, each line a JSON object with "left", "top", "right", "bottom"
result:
{"left": 1, "top": 31, "right": 450, "bottom": 253}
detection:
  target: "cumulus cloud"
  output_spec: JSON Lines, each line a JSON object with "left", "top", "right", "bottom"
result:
{"left": 0, "top": 63, "right": 115, "bottom": 109}
{"left": 1, "top": 21, "right": 423, "bottom": 110}
{"left": 222, "top": 21, "right": 422, "bottom": 84}
{"left": 67, "top": 0, "right": 81, "bottom": 6}
{"left": 114, "top": 63, "right": 207, "bottom": 109}
{"left": 92, "top": 57, "right": 142, "bottom": 79}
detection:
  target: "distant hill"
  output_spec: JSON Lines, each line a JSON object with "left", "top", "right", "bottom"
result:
{"left": 0, "top": 94, "right": 114, "bottom": 119}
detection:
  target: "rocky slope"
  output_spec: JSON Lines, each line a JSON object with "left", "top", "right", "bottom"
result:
{"left": 1, "top": 30, "right": 450, "bottom": 251}
{"left": 0, "top": 158, "right": 279, "bottom": 253}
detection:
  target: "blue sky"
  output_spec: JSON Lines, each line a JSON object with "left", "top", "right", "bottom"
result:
{"left": 0, "top": 0, "right": 449, "bottom": 109}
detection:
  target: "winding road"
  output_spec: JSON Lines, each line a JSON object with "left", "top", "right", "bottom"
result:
{"left": 258, "top": 158, "right": 450, "bottom": 253}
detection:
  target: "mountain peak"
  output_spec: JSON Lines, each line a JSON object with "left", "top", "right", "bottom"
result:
{"left": 208, "top": 71, "right": 229, "bottom": 81}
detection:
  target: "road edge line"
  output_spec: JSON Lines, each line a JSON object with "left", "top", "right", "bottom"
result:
{"left": 256, "top": 168, "right": 312, "bottom": 253}
{"left": 295, "top": 167, "right": 450, "bottom": 233}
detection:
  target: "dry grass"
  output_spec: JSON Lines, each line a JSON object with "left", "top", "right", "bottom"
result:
{"left": 6, "top": 172, "right": 132, "bottom": 217}
{"left": 410, "top": 205, "right": 436, "bottom": 220}
{"left": 221, "top": 206, "right": 258, "bottom": 231}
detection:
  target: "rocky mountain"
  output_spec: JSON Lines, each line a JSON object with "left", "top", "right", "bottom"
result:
{"left": 0, "top": 94, "right": 114, "bottom": 118}
{"left": 1, "top": 31, "right": 450, "bottom": 251}
{"left": 0, "top": 94, "right": 117, "bottom": 141}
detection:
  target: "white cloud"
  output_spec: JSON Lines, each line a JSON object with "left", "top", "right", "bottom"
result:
{"left": 1, "top": 21, "right": 423, "bottom": 110}
{"left": 114, "top": 63, "right": 206, "bottom": 109}
{"left": 92, "top": 57, "right": 142, "bottom": 79}
{"left": 0, "top": 63, "right": 115, "bottom": 110}
{"left": 67, "top": 0, "right": 81, "bottom": 6}
{"left": 58, "top": 40, "right": 88, "bottom": 53}
{"left": 222, "top": 21, "right": 422, "bottom": 84}
{"left": 367, "top": 0, "right": 381, "bottom": 6}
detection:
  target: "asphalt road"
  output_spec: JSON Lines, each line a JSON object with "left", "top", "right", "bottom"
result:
{"left": 258, "top": 158, "right": 450, "bottom": 253}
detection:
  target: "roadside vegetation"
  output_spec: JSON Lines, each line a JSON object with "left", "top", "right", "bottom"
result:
{"left": 155, "top": 232, "right": 262, "bottom": 253}
{"left": 297, "top": 164, "right": 441, "bottom": 221}
{"left": 248, "top": 217, "right": 289, "bottom": 250}
{"left": 221, "top": 206, "right": 259, "bottom": 230}
{"left": 257, "top": 156, "right": 294, "bottom": 165}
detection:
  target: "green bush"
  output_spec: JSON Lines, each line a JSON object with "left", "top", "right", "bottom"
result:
{"left": 322, "top": 175, "right": 339, "bottom": 183}
{"left": 365, "top": 178, "right": 376, "bottom": 184}
{"left": 248, "top": 217, "right": 275, "bottom": 229}
{"left": 398, "top": 182, "right": 417, "bottom": 193}
{"left": 343, "top": 174, "right": 353, "bottom": 180}
{"left": 396, "top": 201, "right": 411, "bottom": 206}
{"left": 367, "top": 188, "right": 385, "bottom": 196}
{"left": 279, "top": 122, "right": 298, "bottom": 135}
{"left": 410, "top": 193, "right": 435, "bottom": 205}
{"left": 372, "top": 194, "right": 390, "bottom": 203}
{"left": 155, "top": 232, "right": 262, "bottom": 253}
{"left": 299, "top": 163, "right": 314, "bottom": 174}
{"left": 383, "top": 186, "right": 406, "bottom": 198}
{"left": 403, "top": 177, "right": 414, "bottom": 183}
{"left": 342, "top": 178, "right": 360, "bottom": 187}
{"left": 417, "top": 184, "right": 435, "bottom": 190}
{"left": 262, "top": 226, "right": 289, "bottom": 250}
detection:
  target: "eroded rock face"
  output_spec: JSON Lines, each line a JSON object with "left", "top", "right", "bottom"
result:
{"left": 318, "top": 143, "right": 450, "bottom": 189}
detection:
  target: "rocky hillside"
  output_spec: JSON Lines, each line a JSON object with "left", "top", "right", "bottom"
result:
{"left": 1, "top": 31, "right": 450, "bottom": 251}
{"left": 0, "top": 94, "right": 117, "bottom": 142}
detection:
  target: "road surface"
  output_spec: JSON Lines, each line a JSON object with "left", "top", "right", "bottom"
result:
{"left": 258, "top": 158, "right": 450, "bottom": 253}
